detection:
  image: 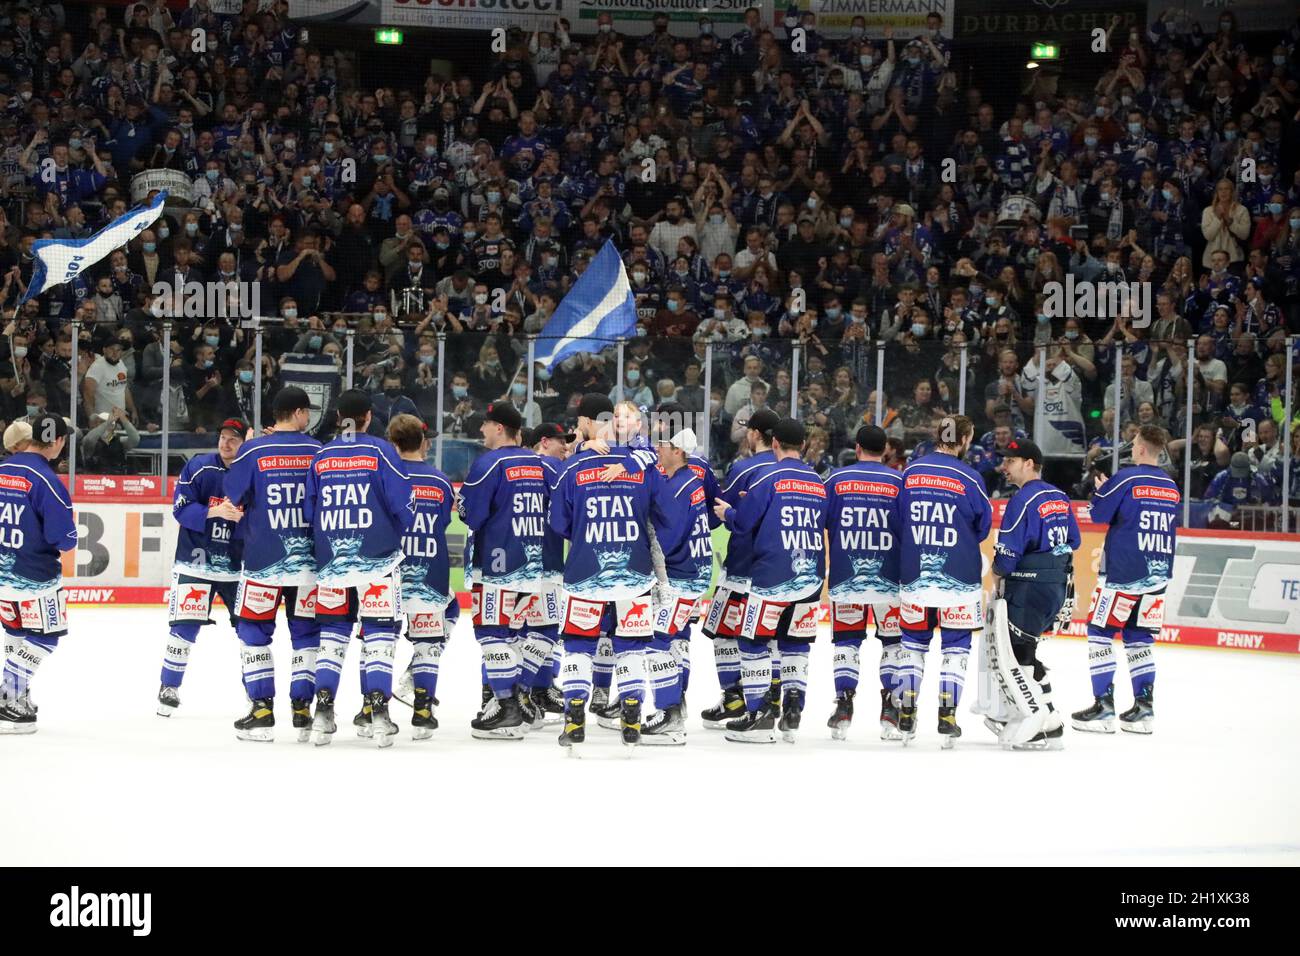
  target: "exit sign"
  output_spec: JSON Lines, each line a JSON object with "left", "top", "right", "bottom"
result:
{"left": 1031, "top": 42, "right": 1059, "bottom": 60}
{"left": 375, "top": 29, "right": 404, "bottom": 45}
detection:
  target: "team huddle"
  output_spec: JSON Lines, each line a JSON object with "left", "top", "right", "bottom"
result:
{"left": 0, "top": 390, "right": 1179, "bottom": 751}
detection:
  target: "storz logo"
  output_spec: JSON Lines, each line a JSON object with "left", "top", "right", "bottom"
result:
{"left": 49, "top": 886, "right": 151, "bottom": 936}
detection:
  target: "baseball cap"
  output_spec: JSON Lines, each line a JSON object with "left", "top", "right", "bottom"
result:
{"left": 1229, "top": 452, "right": 1251, "bottom": 478}
{"left": 533, "top": 422, "right": 576, "bottom": 443}
{"left": 855, "top": 424, "right": 887, "bottom": 454}
{"left": 744, "top": 408, "right": 780, "bottom": 437}
{"left": 771, "top": 417, "right": 806, "bottom": 447}
{"left": 29, "top": 412, "right": 69, "bottom": 443}
{"left": 336, "top": 388, "right": 372, "bottom": 421}
{"left": 272, "top": 386, "right": 320, "bottom": 416}
{"left": 894, "top": 203, "right": 916, "bottom": 218}
{"left": 485, "top": 402, "right": 524, "bottom": 431}
{"left": 658, "top": 428, "right": 698, "bottom": 454}
{"left": 1004, "top": 438, "right": 1043, "bottom": 465}
{"left": 218, "top": 417, "right": 249, "bottom": 436}
{"left": 3, "top": 420, "right": 32, "bottom": 452}
{"left": 577, "top": 393, "right": 614, "bottom": 421}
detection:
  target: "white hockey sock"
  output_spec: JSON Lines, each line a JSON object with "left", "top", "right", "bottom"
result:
{"left": 290, "top": 645, "right": 319, "bottom": 698}
{"left": 739, "top": 648, "right": 771, "bottom": 710}
{"left": 561, "top": 650, "right": 593, "bottom": 704}
{"left": 161, "top": 629, "right": 195, "bottom": 684}
{"left": 832, "top": 642, "right": 861, "bottom": 691}
{"left": 1125, "top": 641, "right": 1155, "bottom": 687}
{"left": 896, "top": 645, "right": 926, "bottom": 703}
{"left": 481, "top": 639, "right": 520, "bottom": 698}
{"left": 519, "top": 631, "right": 555, "bottom": 681}
{"left": 593, "top": 636, "right": 615, "bottom": 680}
{"left": 313, "top": 633, "right": 350, "bottom": 690}
{"left": 410, "top": 641, "right": 444, "bottom": 690}
{"left": 361, "top": 633, "right": 398, "bottom": 696}
{"left": 939, "top": 646, "right": 971, "bottom": 709}
{"left": 239, "top": 645, "right": 274, "bottom": 699}
{"left": 646, "top": 645, "right": 678, "bottom": 712}
{"left": 781, "top": 649, "right": 809, "bottom": 696}
{"left": 879, "top": 643, "right": 899, "bottom": 692}
{"left": 614, "top": 648, "right": 648, "bottom": 704}
{"left": 3, "top": 637, "right": 54, "bottom": 696}
{"left": 713, "top": 637, "right": 740, "bottom": 687}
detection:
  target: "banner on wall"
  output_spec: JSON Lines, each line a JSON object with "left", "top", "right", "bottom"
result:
{"left": 781, "top": 0, "right": 955, "bottom": 38}
{"left": 955, "top": 0, "right": 1145, "bottom": 40}
{"left": 287, "top": 0, "right": 383, "bottom": 23}
{"left": 380, "top": 0, "right": 757, "bottom": 36}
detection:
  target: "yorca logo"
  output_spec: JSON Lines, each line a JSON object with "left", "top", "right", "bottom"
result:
{"left": 1041, "top": 275, "right": 1152, "bottom": 328}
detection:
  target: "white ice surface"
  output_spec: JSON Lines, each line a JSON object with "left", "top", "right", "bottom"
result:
{"left": 5, "top": 608, "right": 1299, "bottom": 866}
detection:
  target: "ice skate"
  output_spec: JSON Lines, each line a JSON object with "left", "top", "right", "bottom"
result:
{"left": 233, "top": 698, "right": 275, "bottom": 742}
{"left": 590, "top": 685, "right": 609, "bottom": 713}
{"left": 474, "top": 681, "right": 492, "bottom": 720}
{"left": 640, "top": 704, "right": 687, "bottom": 746}
{"left": 411, "top": 689, "right": 438, "bottom": 740}
{"left": 620, "top": 694, "right": 642, "bottom": 748}
{"left": 395, "top": 663, "right": 415, "bottom": 700}
{"left": 471, "top": 694, "right": 526, "bottom": 740}
{"left": 368, "top": 691, "right": 398, "bottom": 748}
{"left": 897, "top": 690, "right": 918, "bottom": 745}
{"left": 1010, "top": 719, "right": 1065, "bottom": 751}
{"left": 778, "top": 689, "right": 802, "bottom": 743}
{"left": 827, "top": 689, "right": 854, "bottom": 741}
{"left": 593, "top": 694, "right": 622, "bottom": 731}
{"left": 879, "top": 689, "right": 903, "bottom": 741}
{"left": 530, "top": 685, "right": 564, "bottom": 725}
{"left": 558, "top": 697, "right": 586, "bottom": 752}
{"left": 1072, "top": 685, "right": 1116, "bottom": 733}
{"left": 700, "top": 686, "right": 744, "bottom": 729}
{"left": 156, "top": 685, "right": 180, "bottom": 717}
{"left": 291, "top": 697, "right": 313, "bottom": 743}
{"left": 937, "top": 705, "right": 962, "bottom": 749}
{"left": 0, "top": 693, "right": 37, "bottom": 735}
{"left": 1119, "top": 687, "right": 1153, "bottom": 735}
{"left": 723, "top": 703, "right": 777, "bottom": 743}
{"left": 354, "top": 700, "right": 373, "bottom": 739}
{"left": 516, "top": 686, "right": 544, "bottom": 732}
{"left": 311, "top": 689, "right": 337, "bottom": 746}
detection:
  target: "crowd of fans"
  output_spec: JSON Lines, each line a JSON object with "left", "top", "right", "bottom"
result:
{"left": 0, "top": 2, "right": 1298, "bottom": 522}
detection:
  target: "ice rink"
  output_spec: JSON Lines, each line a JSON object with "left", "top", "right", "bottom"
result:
{"left": 6, "top": 607, "right": 1299, "bottom": 866}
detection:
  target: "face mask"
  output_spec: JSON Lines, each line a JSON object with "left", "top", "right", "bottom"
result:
{"left": 667, "top": 299, "right": 680, "bottom": 313}
{"left": 1121, "top": 95, "right": 1133, "bottom": 107}
{"left": 1260, "top": 174, "right": 1273, "bottom": 185}
{"left": 825, "top": 307, "right": 842, "bottom": 320}
{"left": 969, "top": 285, "right": 983, "bottom": 298}
{"left": 205, "top": 334, "right": 220, "bottom": 347}
{"left": 910, "top": 323, "right": 926, "bottom": 338}
{"left": 205, "top": 169, "right": 220, "bottom": 182}
{"left": 308, "top": 335, "right": 323, "bottom": 350}
{"left": 1099, "top": 192, "right": 1111, "bottom": 203}
{"left": 231, "top": 224, "right": 243, "bottom": 233}
{"left": 1106, "top": 262, "right": 1120, "bottom": 274}
{"left": 860, "top": 54, "right": 874, "bottom": 68}
{"left": 1273, "top": 56, "right": 1286, "bottom": 66}
{"left": 713, "top": 308, "right": 726, "bottom": 320}
{"left": 839, "top": 216, "right": 853, "bottom": 228}
{"left": 784, "top": 16, "right": 797, "bottom": 28}
{"left": 323, "top": 142, "right": 336, "bottom": 154}
{"left": 718, "top": 270, "right": 731, "bottom": 280}
{"left": 374, "top": 154, "right": 389, "bottom": 164}
{"left": 487, "top": 191, "right": 502, "bottom": 204}
{"left": 1037, "top": 313, "right": 1050, "bottom": 324}
{"left": 13, "top": 346, "right": 27, "bottom": 359}
{"left": 1093, "top": 107, "right": 1106, "bottom": 118}
{"left": 906, "top": 56, "right": 920, "bottom": 66}
{"left": 1290, "top": 219, "right": 1300, "bottom": 230}
{"left": 26, "top": 405, "right": 39, "bottom": 417}
{"left": 157, "top": 226, "right": 170, "bottom": 239}
{"left": 143, "top": 242, "right": 157, "bottom": 253}
{"left": 1161, "top": 188, "right": 1173, "bottom": 201}
{"left": 1084, "top": 136, "right": 1098, "bottom": 148}
{"left": 709, "top": 214, "right": 723, "bottom": 225}
{"left": 464, "top": 230, "right": 478, "bottom": 241}
{"left": 452, "top": 385, "right": 468, "bottom": 400}
{"left": 806, "top": 197, "right": 818, "bottom": 209}
{"left": 69, "top": 137, "right": 82, "bottom": 150}
{"left": 1267, "top": 203, "right": 1283, "bottom": 216}
{"left": 632, "top": 272, "right": 646, "bottom": 285}
{"left": 1128, "top": 122, "right": 1142, "bottom": 135}
{"left": 202, "top": 359, "right": 214, "bottom": 370}
{"left": 238, "top": 369, "right": 254, "bottom": 384}
{"left": 985, "top": 295, "right": 998, "bottom": 307}
{"left": 1065, "top": 329, "right": 1079, "bottom": 340}
{"left": 474, "top": 293, "right": 488, "bottom": 305}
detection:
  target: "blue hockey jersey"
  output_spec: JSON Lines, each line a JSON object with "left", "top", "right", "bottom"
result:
{"left": 687, "top": 454, "right": 721, "bottom": 511}
{"left": 824, "top": 461, "right": 903, "bottom": 603}
{"left": 724, "top": 459, "right": 827, "bottom": 602}
{"left": 400, "top": 460, "right": 457, "bottom": 611}
{"left": 898, "top": 452, "right": 993, "bottom": 607}
{"left": 538, "top": 453, "right": 566, "bottom": 583}
{"left": 0, "top": 452, "right": 77, "bottom": 598}
{"left": 223, "top": 431, "right": 323, "bottom": 585}
{"left": 993, "top": 478, "right": 1081, "bottom": 576}
{"left": 652, "top": 465, "right": 716, "bottom": 596}
{"left": 303, "top": 436, "right": 412, "bottom": 588}
{"left": 550, "top": 450, "right": 669, "bottom": 600}
{"left": 172, "top": 452, "right": 244, "bottom": 582}
{"left": 459, "top": 446, "right": 550, "bottom": 591}
{"left": 717, "top": 450, "right": 776, "bottom": 586}
{"left": 1087, "top": 465, "right": 1179, "bottom": 593}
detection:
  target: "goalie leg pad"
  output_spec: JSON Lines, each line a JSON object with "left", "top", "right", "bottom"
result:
{"left": 984, "top": 599, "right": 1049, "bottom": 747}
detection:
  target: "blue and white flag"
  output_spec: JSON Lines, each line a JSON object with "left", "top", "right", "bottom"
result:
{"left": 19, "top": 191, "right": 168, "bottom": 305}
{"left": 279, "top": 353, "right": 342, "bottom": 434}
{"left": 535, "top": 239, "right": 637, "bottom": 369}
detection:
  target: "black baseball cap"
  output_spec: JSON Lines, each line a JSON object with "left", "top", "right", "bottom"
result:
{"left": 336, "top": 388, "right": 372, "bottom": 421}
{"left": 745, "top": 408, "right": 780, "bottom": 437}
{"left": 577, "top": 393, "right": 614, "bottom": 421}
{"left": 1004, "top": 438, "right": 1043, "bottom": 466}
{"left": 855, "top": 424, "right": 887, "bottom": 454}
{"left": 533, "top": 422, "right": 576, "bottom": 443}
{"left": 29, "top": 413, "right": 69, "bottom": 443}
{"left": 272, "top": 386, "right": 320, "bottom": 416}
{"left": 485, "top": 402, "right": 524, "bottom": 431}
{"left": 772, "top": 417, "right": 806, "bottom": 447}
{"left": 218, "top": 417, "right": 249, "bottom": 436}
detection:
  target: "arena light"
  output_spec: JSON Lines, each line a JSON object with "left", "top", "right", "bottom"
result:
{"left": 375, "top": 28, "right": 404, "bottom": 45}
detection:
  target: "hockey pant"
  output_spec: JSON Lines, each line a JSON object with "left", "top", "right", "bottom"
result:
{"left": 897, "top": 600, "right": 983, "bottom": 710}
{"left": 234, "top": 579, "right": 321, "bottom": 701}
{"left": 162, "top": 572, "right": 239, "bottom": 689}
{"left": 0, "top": 589, "right": 67, "bottom": 700}
{"left": 647, "top": 586, "right": 702, "bottom": 712}
{"left": 515, "top": 587, "right": 561, "bottom": 692}
{"left": 472, "top": 584, "right": 557, "bottom": 700}
{"left": 830, "top": 600, "right": 902, "bottom": 697}
{"left": 1085, "top": 583, "right": 1163, "bottom": 698}
{"left": 312, "top": 576, "right": 403, "bottom": 700}
{"left": 736, "top": 594, "right": 820, "bottom": 713}
{"left": 403, "top": 598, "right": 459, "bottom": 699}
{"left": 701, "top": 584, "right": 746, "bottom": 691}
{"left": 559, "top": 593, "right": 653, "bottom": 708}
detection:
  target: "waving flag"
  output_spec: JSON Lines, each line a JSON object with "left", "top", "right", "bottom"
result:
{"left": 19, "top": 191, "right": 168, "bottom": 305}
{"left": 535, "top": 239, "right": 637, "bottom": 370}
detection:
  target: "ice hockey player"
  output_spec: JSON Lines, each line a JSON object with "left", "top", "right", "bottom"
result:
{"left": 158, "top": 417, "right": 247, "bottom": 716}
{"left": 982, "top": 439, "right": 1080, "bottom": 750}
{"left": 302, "top": 389, "right": 414, "bottom": 748}
{"left": 1073, "top": 424, "right": 1177, "bottom": 735}
{"left": 0, "top": 414, "right": 78, "bottom": 734}
{"left": 549, "top": 393, "right": 670, "bottom": 750}
{"left": 823, "top": 425, "right": 904, "bottom": 741}
{"left": 699, "top": 407, "right": 779, "bottom": 729}
{"left": 518, "top": 422, "right": 574, "bottom": 724}
{"left": 222, "top": 387, "right": 323, "bottom": 742}
{"left": 642, "top": 427, "right": 716, "bottom": 745}
{"left": 388, "top": 413, "right": 457, "bottom": 740}
{"left": 712, "top": 417, "right": 827, "bottom": 743}
{"left": 459, "top": 401, "right": 551, "bottom": 739}
{"left": 896, "top": 414, "right": 992, "bottom": 747}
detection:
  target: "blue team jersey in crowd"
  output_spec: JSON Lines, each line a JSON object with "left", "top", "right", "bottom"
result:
{"left": 824, "top": 460, "right": 903, "bottom": 603}
{"left": 1087, "top": 465, "right": 1180, "bottom": 593}
{"left": 459, "top": 445, "right": 550, "bottom": 591}
{"left": 223, "top": 431, "right": 323, "bottom": 585}
{"left": 550, "top": 450, "right": 668, "bottom": 600}
{"left": 687, "top": 454, "right": 721, "bottom": 511}
{"left": 0, "top": 451, "right": 78, "bottom": 597}
{"left": 993, "top": 478, "right": 1082, "bottom": 576}
{"left": 652, "top": 465, "right": 716, "bottom": 596}
{"left": 303, "top": 436, "right": 413, "bottom": 588}
{"left": 538, "top": 453, "right": 566, "bottom": 583}
{"left": 717, "top": 450, "right": 776, "bottom": 586}
{"left": 400, "top": 460, "right": 457, "bottom": 610}
{"left": 725, "top": 459, "right": 827, "bottom": 602}
{"left": 898, "top": 452, "right": 993, "bottom": 606}
{"left": 172, "top": 452, "right": 244, "bottom": 582}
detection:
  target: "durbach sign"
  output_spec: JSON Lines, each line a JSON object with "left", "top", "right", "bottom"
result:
{"left": 956, "top": 0, "right": 1145, "bottom": 39}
